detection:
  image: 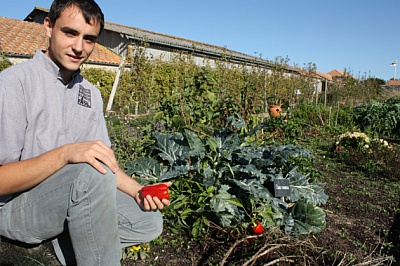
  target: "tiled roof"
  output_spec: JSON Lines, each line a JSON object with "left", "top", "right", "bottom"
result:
{"left": 0, "top": 16, "right": 121, "bottom": 65}
{"left": 327, "top": 69, "right": 345, "bottom": 77}
{"left": 315, "top": 71, "right": 333, "bottom": 81}
{"left": 386, "top": 79, "right": 400, "bottom": 86}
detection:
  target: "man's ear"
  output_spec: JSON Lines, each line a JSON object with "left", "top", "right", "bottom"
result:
{"left": 43, "top": 17, "right": 53, "bottom": 38}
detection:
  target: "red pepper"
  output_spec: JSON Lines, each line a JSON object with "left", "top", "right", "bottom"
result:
{"left": 251, "top": 221, "right": 264, "bottom": 235}
{"left": 141, "top": 184, "right": 170, "bottom": 200}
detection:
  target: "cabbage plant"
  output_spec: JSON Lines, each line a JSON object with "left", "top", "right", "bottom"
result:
{"left": 125, "top": 116, "right": 328, "bottom": 237}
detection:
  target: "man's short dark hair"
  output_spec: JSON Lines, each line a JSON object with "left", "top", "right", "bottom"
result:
{"left": 47, "top": 0, "right": 104, "bottom": 33}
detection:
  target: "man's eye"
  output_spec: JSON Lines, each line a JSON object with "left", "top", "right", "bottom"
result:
{"left": 85, "top": 38, "right": 96, "bottom": 44}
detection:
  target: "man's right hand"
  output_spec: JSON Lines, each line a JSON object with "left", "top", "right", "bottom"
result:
{"left": 61, "top": 140, "right": 119, "bottom": 174}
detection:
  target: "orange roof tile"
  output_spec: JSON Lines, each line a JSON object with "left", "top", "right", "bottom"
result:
{"left": 386, "top": 79, "right": 400, "bottom": 86}
{"left": 327, "top": 69, "right": 345, "bottom": 77}
{"left": 0, "top": 16, "right": 121, "bottom": 65}
{"left": 315, "top": 71, "right": 333, "bottom": 81}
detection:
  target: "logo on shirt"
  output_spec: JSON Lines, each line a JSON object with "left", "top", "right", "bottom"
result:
{"left": 78, "top": 85, "right": 91, "bottom": 108}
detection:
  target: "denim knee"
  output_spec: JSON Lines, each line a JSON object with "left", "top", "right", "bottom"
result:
{"left": 141, "top": 211, "right": 163, "bottom": 242}
{"left": 116, "top": 191, "right": 164, "bottom": 246}
{"left": 119, "top": 210, "right": 163, "bottom": 247}
{"left": 70, "top": 163, "right": 117, "bottom": 196}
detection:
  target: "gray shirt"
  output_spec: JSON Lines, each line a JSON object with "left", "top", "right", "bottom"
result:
{"left": 0, "top": 50, "right": 111, "bottom": 204}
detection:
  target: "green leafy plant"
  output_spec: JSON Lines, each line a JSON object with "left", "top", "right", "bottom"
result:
{"left": 353, "top": 97, "right": 400, "bottom": 139}
{"left": 106, "top": 112, "right": 165, "bottom": 166}
{"left": 125, "top": 116, "right": 328, "bottom": 239}
{"left": 157, "top": 69, "right": 239, "bottom": 132}
{"left": 247, "top": 114, "right": 301, "bottom": 146}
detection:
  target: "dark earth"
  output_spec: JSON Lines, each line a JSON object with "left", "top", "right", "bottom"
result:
{"left": 1, "top": 140, "right": 399, "bottom": 265}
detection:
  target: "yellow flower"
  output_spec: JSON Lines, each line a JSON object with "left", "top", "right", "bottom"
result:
{"left": 130, "top": 245, "right": 141, "bottom": 252}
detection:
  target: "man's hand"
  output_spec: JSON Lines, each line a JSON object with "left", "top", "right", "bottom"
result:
{"left": 62, "top": 140, "right": 119, "bottom": 174}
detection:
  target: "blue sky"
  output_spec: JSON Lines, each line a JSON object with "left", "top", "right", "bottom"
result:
{"left": 1, "top": 1, "right": 399, "bottom": 81}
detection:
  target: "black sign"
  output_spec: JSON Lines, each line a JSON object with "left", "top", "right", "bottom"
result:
{"left": 274, "top": 179, "right": 291, "bottom": 197}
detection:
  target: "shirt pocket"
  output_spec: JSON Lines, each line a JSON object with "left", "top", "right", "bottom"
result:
{"left": 69, "top": 106, "right": 100, "bottom": 142}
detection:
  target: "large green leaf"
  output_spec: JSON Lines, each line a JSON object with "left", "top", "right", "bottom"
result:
{"left": 183, "top": 128, "right": 206, "bottom": 158}
{"left": 287, "top": 168, "right": 328, "bottom": 205}
{"left": 210, "top": 185, "right": 242, "bottom": 227}
{"left": 159, "top": 165, "right": 189, "bottom": 181}
{"left": 226, "top": 115, "right": 247, "bottom": 131}
{"left": 290, "top": 199, "right": 326, "bottom": 234}
{"left": 231, "top": 164, "right": 267, "bottom": 181}
{"left": 153, "top": 132, "right": 188, "bottom": 165}
{"left": 230, "top": 178, "right": 274, "bottom": 201}
{"left": 124, "top": 157, "right": 169, "bottom": 182}
{"left": 201, "top": 164, "right": 215, "bottom": 187}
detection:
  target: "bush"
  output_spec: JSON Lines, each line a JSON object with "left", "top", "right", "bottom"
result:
{"left": 290, "top": 102, "right": 355, "bottom": 133}
{"left": 333, "top": 131, "right": 399, "bottom": 179}
{"left": 106, "top": 112, "right": 166, "bottom": 166}
{"left": 353, "top": 97, "right": 400, "bottom": 139}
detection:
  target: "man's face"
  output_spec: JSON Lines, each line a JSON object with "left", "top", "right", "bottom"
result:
{"left": 44, "top": 5, "right": 101, "bottom": 81}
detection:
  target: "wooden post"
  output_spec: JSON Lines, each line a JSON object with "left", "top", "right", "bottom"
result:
{"left": 106, "top": 53, "right": 126, "bottom": 112}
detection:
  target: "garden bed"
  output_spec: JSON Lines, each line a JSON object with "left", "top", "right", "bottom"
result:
{"left": 1, "top": 137, "right": 398, "bottom": 265}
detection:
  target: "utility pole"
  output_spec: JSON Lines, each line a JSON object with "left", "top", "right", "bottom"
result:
{"left": 390, "top": 60, "right": 397, "bottom": 79}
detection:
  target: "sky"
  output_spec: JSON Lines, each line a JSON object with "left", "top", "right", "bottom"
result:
{"left": 0, "top": 0, "right": 399, "bottom": 81}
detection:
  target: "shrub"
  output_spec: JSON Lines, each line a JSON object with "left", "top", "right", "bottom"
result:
{"left": 353, "top": 97, "right": 400, "bottom": 139}
{"left": 246, "top": 114, "right": 302, "bottom": 147}
{"left": 106, "top": 112, "right": 166, "bottom": 166}
{"left": 290, "top": 102, "right": 355, "bottom": 133}
{"left": 333, "top": 131, "right": 398, "bottom": 179}
{"left": 334, "top": 132, "right": 374, "bottom": 154}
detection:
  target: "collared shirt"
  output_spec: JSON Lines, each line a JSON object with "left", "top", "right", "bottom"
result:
{"left": 0, "top": 50, "right": 111, "bottom": 204}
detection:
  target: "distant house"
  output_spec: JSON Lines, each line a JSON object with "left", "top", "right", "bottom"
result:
{"left": 383, "top": 79, "right": 400, "bottom": 90}
{"left": 327, "top": 69, "right": 355, "bottom": 80}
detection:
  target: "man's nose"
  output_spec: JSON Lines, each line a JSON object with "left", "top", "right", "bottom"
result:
{"left": 72, "top": 37, "right": 84, "bottom": 53}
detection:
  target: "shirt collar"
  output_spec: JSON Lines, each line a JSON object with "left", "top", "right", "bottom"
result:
{"left": 33, "top": 50, "right": 81, "bottom": 85}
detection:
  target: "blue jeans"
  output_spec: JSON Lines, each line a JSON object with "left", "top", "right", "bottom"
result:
{"left": 0, "top": 163, "right": 163, "bottom": 265}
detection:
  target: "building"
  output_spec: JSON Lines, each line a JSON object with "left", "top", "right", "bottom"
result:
{"left": 1, "top": 5, "right": 339, "bottom": 103}
{"left": 383, "top": 79, "right": 400, "bottom": 90}
{"left": 23, "top": 6, "right": 300, "bottom": 74}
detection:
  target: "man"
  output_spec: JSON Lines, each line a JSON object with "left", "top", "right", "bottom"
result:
{"left": 0, "top": 0, "right": 171, "bottom": 265}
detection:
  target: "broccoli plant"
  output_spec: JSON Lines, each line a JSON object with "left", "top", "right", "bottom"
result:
{"left": 125, "top": 116, "right": 328, "bottom": 238}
